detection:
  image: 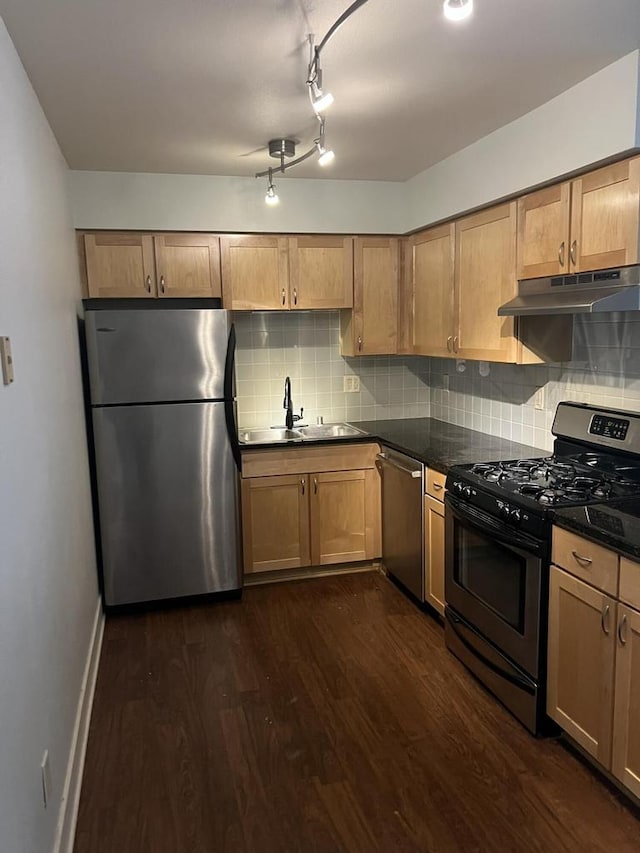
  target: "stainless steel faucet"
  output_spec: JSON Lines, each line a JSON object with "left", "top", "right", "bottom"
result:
{"left": 283, "top": 376, "right": 303, "bottom": 430}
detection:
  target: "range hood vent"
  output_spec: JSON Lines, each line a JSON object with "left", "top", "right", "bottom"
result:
{"left": 498, "top": 266, "right": 640, "bottom": 316}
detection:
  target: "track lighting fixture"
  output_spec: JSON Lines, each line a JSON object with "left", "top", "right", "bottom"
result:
{"left": 265, "top": 170, "right": 279, "bottom": 206}
{"left": 443, "top": 0, "right": 473, "bottom": 21}
{"left": 256, "top": 0, "right": 476, "bottom": 202}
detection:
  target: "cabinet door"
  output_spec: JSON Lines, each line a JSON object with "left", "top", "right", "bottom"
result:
{"left": 424, "top": 495, "right": 445, "bottom": 616}
{"left": 154, "top": 234, "right": 221, "bottom": 298}
{"left": 570, "top": 157, "right": 640, "bottom": 272}
{"left": 612, "top": 604, "right": 640, "bottom": 798}
{"left": 289, "top": 236, "right": 353, "bottom": 309}
{"left": 517, "top": 183, "right": 571, "bottom": 279}
{"left": 310, "top": 469, "right": 379, "bottom": 566}
{"left": 455, "top": 202, "right": 518, "bottom": 363}
{"left": 241, "top": 475, "right": 310, "bottom": 573}
{"left": 412, "top": 224, "right": 455, "bottom": 357}
{"left": 345, "top": 237, "right": 399, "bottom": 355}
{"left": 84, "top": 233, "right": 155, "bottom": 298}
{"left": 220, "top": 236, "right": 289, "bottom": 310}
{"left": 547, "top": 566, "right": 616, "bottom": 767}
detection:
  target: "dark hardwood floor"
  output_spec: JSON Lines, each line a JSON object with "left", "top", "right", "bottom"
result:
{"left": 75, "top": 572, "right": 640, "bottom": 853}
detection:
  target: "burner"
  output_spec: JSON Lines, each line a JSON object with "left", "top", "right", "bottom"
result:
{"left": 572, "top": 477, "right": 601, "bottom": 489}
{"left": 518, "top": 484, "right": 544, "bottom": 497}
{"left": 471, "top": 463, "right": 498, "bottom": 476}
{"left": 538, "top": 490, "right": 561, "bottom": 505}
{"left": 502, "top": 469, "right": 532, "bottom": 483}
{"left": 592, "top": 483, "right": 613, "bottom": 500}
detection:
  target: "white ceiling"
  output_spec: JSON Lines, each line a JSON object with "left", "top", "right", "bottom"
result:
{"left": 1, "top": 0, "right": 640, "bottom": 181}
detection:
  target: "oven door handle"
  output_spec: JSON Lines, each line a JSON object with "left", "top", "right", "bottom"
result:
{"left": 448, "top": 612, "right": 537, "bottom": 696}
{"left": 445, "top": 494, "right": 545, "bottom": 557}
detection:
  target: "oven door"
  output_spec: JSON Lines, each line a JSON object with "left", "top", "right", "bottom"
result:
{"left": 445, "top": 493, "right": 545, "bottom": 678}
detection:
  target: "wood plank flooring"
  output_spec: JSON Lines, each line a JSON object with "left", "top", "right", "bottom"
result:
{"left": 75, "top": 573, "right": 640, "bottom": 852}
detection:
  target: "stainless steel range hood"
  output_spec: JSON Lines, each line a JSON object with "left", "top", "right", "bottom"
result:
{"left": 498, "top": 266, "right": 640, "bottom": 316}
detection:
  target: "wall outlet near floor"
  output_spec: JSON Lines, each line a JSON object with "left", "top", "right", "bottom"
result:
{"left": 343, "top": 375, "right": 360, "bottom": 393}
{"left": 41, "top": 750, "right": 51, "bottom": 808}
{"left": 534, "top": 386, "right": 545, "bottom": 411}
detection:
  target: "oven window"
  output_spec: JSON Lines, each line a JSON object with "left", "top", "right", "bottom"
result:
{"left": 454, "top": 524, "right": 526, "bottom": 632}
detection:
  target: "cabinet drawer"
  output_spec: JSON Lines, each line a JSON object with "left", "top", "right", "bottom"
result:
{"left": 552, "top": 527, "right": 619, "bottom": 596}
{"left": 426, "top": 468, "right": 446, "bottom": 499}
{"left": 619, "top": 557, "right": 640, "bottom": 611}
{"left": 241, "top": 442, "right": 379, "bottom": 478}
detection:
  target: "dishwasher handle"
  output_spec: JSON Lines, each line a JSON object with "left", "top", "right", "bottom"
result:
{"left": 376, "top": 452, "right": 422, "bottom": 478}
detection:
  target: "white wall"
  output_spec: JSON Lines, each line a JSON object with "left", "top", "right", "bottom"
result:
{"left": 404, "top": 51, "right": 640, "bottom": 232}
{"left": 0, "top": 18, "right": 99, "bottom": 853}
{"left": 68, "top": 170, "right": 405, "bottom": 234}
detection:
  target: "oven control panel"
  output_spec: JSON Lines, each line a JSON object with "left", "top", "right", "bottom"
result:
{"left": 449, "top": 480, "right": 546, "bottom": 540}
{"left": 589, "top": 414, "right": 629, "bottom": 441}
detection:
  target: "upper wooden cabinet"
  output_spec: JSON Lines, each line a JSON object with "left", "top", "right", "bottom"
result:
{"left": 220, "top": 235, "right": 353, "bottom": 311}
{"left": 84, "top": 233, "right": 156, "bottom": 298}
{"left": 220, "top": 235, "right": 289, "bottom": 309}
{"left": 289, "top": 236, "right": 353, "bottom": 310}
{"left": 410, "top": 223, "right": 455, "bottom": 358}
{"left": 341, "top": 237, "right": 399, "bottom": 356}
{"left": 517, "top": 156, "right": 640, "bottom": 279}
{"left": 83, "top": 232, "right": 221, "bottom": 298}
{"left": 154, "top": 234, "right": 221, "bottom": 298}
{"left": 455, "top": 202, "right": 519, "bottom": 363}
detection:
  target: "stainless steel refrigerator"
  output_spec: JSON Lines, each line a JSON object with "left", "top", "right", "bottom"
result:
{"left": 85, "top": 307, "right": 242, "bottom": 606}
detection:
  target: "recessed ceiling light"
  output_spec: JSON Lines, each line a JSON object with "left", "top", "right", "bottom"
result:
{"left": 443, "top": 0, "right": 473, "bottom": 22}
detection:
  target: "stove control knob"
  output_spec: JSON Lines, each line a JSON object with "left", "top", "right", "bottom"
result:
{"left": 453, "top": 481, "right": 463, "bottom": 495}
{"left": 499, "top": 503, "right": 511, "bottom": 520}
{"left": 510, "top": 508, "right": 522, "bottom": 524}
{"left": 463, "top": 486, "right": 472, "bottom": 499}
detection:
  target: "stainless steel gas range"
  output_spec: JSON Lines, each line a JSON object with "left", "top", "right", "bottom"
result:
{"left": 444, "top": 402, "right": 640, "bottom": 735}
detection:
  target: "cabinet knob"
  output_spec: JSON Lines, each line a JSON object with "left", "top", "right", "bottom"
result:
{"left": 570, "top": 240, "right": 577, "bottom": 267}
{"left": 558, "top": 241, "right": 565, "bottom": 267}
{"left": 145, "top": 275, "right": 152, "bottom": 293}
{"left": 618, "top": 614, "right": 628, "bottom": 646}
{"left": 601, "top": 604, "right": 610, "bottom": 636}
{"left": 160, "top": 275, "right": 166, "bottom": 294}
{"left": 357, "top": 336, "right": 363, "bottom": 352}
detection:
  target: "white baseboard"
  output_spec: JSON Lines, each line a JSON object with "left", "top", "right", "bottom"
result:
{"left": 52, "top": 597, "right": 105, "bottom": 853}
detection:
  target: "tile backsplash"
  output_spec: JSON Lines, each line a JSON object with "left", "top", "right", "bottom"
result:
{"left": 429, "top": 313, "right": 640, "bottom": 452}
{"left": 234, "top": 311, "right": 430, "bottom": 428}
{"left": 235, "top": 311, "right": 640, "bottom": 452}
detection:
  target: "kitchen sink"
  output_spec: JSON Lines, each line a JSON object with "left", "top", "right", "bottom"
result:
{"left": 238, "top": 428, "right": 303, "bottom": 444}
{"left": 297, "top": 423, "right": 367, "bottom": 440}
{"left": 238, "top": 423, "right": 368, "bottom": 445}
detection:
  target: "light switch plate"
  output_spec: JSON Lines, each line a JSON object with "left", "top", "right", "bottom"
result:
{"left": 0, "top": 336, "right": 14, "bottom": 385}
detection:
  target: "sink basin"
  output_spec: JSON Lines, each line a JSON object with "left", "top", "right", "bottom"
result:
{"left": 238, "top": 428, "right": 302, "bottom": 445}
{"left": 297, "top": 423, "right": 367, "bottom": 440}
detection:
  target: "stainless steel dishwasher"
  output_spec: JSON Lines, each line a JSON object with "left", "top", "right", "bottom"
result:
{"left": 376, "top": 448, "right": 424, "bottom": 601}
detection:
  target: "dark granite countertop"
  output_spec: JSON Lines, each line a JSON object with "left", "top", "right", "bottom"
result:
{"left": 553, "top": 500, "right": 640, "bottom": 562}
{"left": 351, "top": 418, "right": 547, "bottom": 473}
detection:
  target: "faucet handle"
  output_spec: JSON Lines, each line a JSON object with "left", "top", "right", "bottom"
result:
{"left": 292, "top": 407, "right": 304, "bottom": 423}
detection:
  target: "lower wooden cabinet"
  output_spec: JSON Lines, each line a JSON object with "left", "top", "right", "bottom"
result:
{"left": 424, "top": 495, "right": 445, "bottom": 616}
{"left": 548, "top": 539, "right": 640, "bottom": 800}
{"left": 612, "top": 604, "right": 640, "bottom": 798}
{"left": 547, "top": 566, "right": 616, "bottom": 766}
{"left": 241, "top": 474, "right": 310, "bottom": 573}
{"left": 240, "top": 445, "right": 381, "bottom": 575}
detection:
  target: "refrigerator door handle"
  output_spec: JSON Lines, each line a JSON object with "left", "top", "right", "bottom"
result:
{"left": 224, "top": 323, "right": 241, "bottom": 472}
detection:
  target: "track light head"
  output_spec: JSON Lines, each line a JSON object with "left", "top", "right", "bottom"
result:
{"left": 317, "top": 146, "right": 335, "bottom": 166}
{"left": 265, "top": 170, "right": 279, "bottom": 206}
{"left": 443, "top": 0, "right": 473, "bottom": 21}
{"left": 311, "top": 87, "right": 334, "bottom": 113}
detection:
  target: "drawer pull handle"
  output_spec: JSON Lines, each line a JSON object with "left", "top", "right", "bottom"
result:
{"left": 571, "top": 550, "right": 592, "bottom": 566}
{"left": 453, "top": 336, "right": 459, "bottom": 353}
{"left": 301, "top": 479, "right": 305, "bottom": 496}
{"left": 314, "top": 477, "right": 318, "bottom": 495}
{"left": 357, "top": 336, "right": 363, "bottom": 352}
{"left": 281, "top": 288, "right": 286, "bottom": 306}
{"left": 570, "top": 240, "right": 577, "bottom": 266}
{"left": 601, "top": 604, "right": 610, "bottom": 636}
{"left": 293, "top": 288, "right": 298, "bottom": 306}
{"left": 558, "top": 241, "right": 565, "bottom": 267}
{"left": 432, "top": 483, "right": 444, "bottom": 491}
{"left": 145, "top": 274, "right": 152, "bottom": 293}
{"left": 447, "top": 336, "right": 453, "bottom": 352}
{"left": 618, "top": 614, "right": 628, "bottom": 646}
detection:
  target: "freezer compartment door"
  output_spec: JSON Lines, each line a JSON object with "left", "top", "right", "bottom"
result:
{"left": 86, "top": 308, "right": 232, "bottom": 404}
{"left": 93, "top": 401, "right": 241, "bottom": 605}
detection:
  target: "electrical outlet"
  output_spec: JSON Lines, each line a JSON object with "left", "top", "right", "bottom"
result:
{"left": 343, "top": 376, "right": 360, "bottom": 393}
{"left": 534, "top": 386, "right": 545, "bottom": 411}
{"left": 41, "top": 751, "right": 51, "bottom": 809}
